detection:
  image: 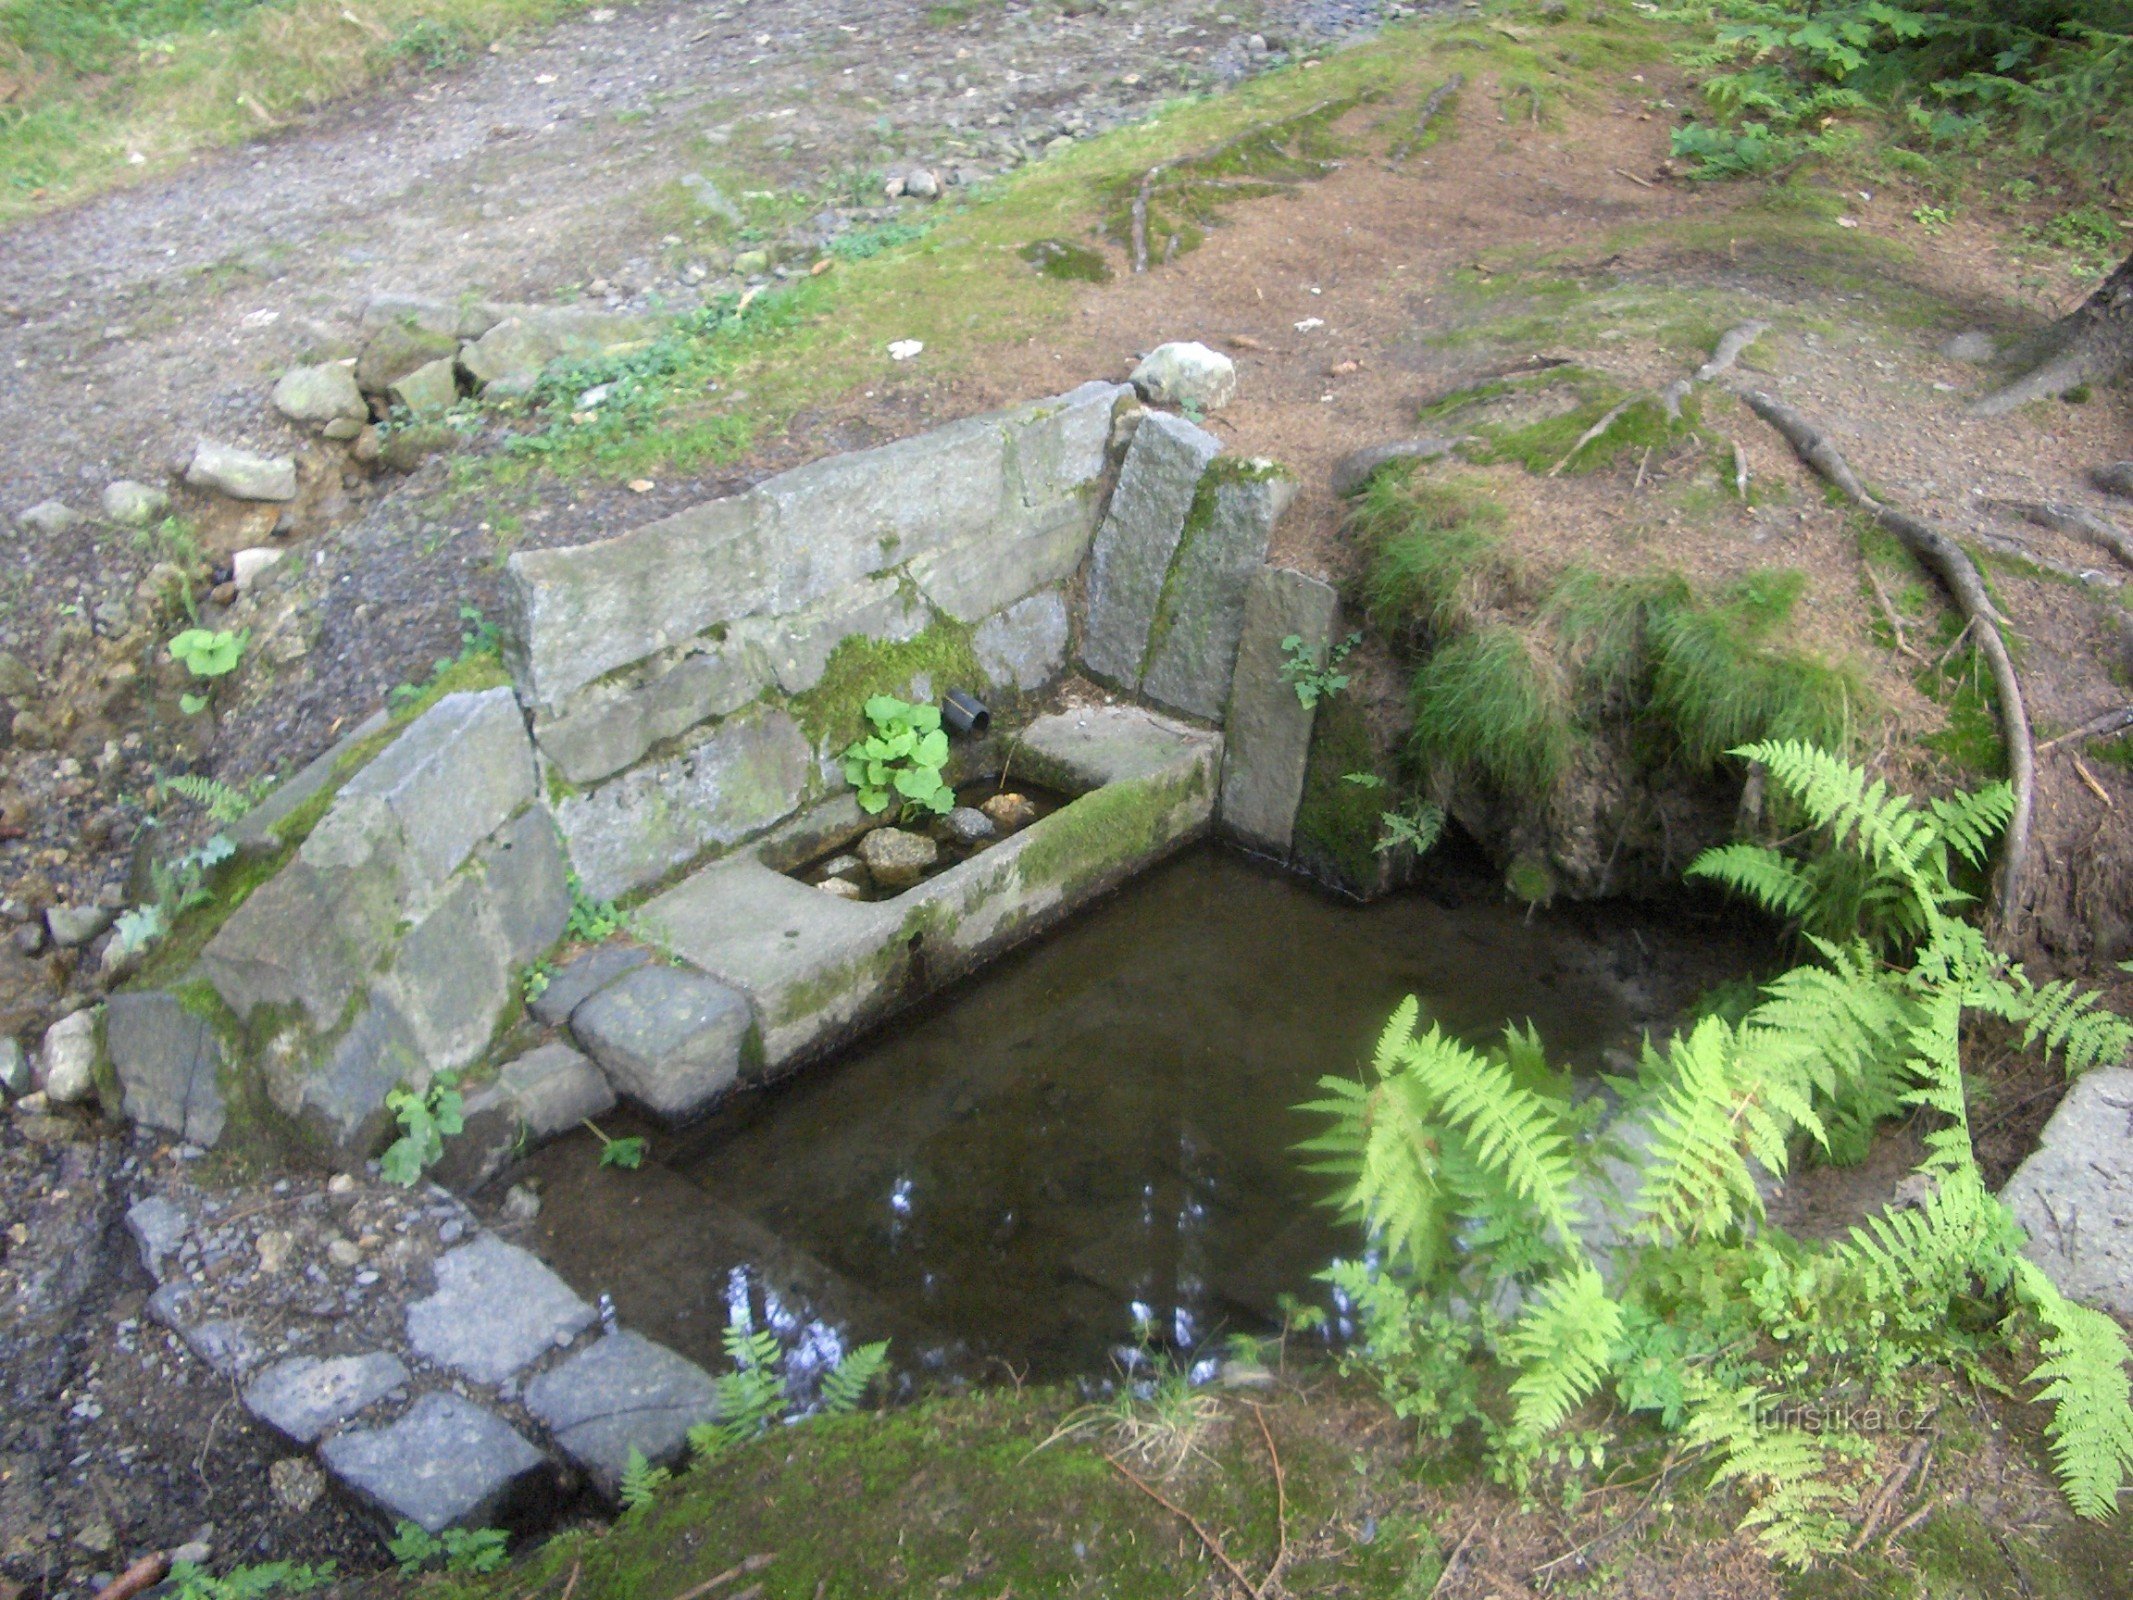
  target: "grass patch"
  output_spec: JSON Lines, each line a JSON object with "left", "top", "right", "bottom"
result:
{"left": 1354, "top": 471, "right": 1514, "bottom": 637}
{"left": 1408, "top": 624, "right": 1573, "bottom": 796}
{"left": 0, "top": 0, "right": 613, "bottom": 221}
{"left": 1018, "top": 237, "right": 1113, "bottom": 282}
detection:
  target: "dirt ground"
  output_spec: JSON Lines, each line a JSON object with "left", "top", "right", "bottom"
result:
{"left": 3, "top": 1, "right": 2132, "bottom": 1595}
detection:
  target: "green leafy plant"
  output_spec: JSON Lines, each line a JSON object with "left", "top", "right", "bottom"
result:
{"left": 521, "top": 959, "right": 553, "bottom": 1002}
{"left": 114, "top": 830, "right": 236, "bottom": 955}
{"left": 380, "top": 1071, "right": 464, "bottom": 1187}
{"left": 566, "top": 874, "right": 628, "bottom": 942}
{"left": 163, "top": 772, "right": 262, "bottom": 823}
{"left": 386, "top": 1522, "right": 508, "bottom": 1576}
{"left": 584, "top": 1118, "right": 647, "bottom": 1170}
{"left": 1339, "top": 775, "right": 1449, "bottom": 860}
{"left": 167, "top": 626, "right": 247, "bottom": 714}
{"left": 167, "top": 1561, "right": 335, "bottom": 1600}
{"left": 841, "top": 694, "right": 953, "bottom": 818}
{"left": 619, "top": 1447, "right": 671, "bottom": 1513}
{"left": 687, "top": 1309, "right": 889, "bottom": 1464}
{"left": 1280, "top": 630, "right": 1361, "bottom": 709}
{"left": 1304, "top": 741, "right": 2133, "bottom": 1564}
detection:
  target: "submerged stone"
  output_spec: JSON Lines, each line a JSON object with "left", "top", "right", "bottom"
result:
{"left": 857, "top": 827, "right": 939, "bottom": 891}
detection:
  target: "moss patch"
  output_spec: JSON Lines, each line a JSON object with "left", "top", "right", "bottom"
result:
{"left": 1018, "top": 237, "right": 1113, "bottom": 282}
{"left": 1014, "top": 763, "right": 1210, "bottom": 892}
{"left": 788, "top": 619, "right": 983, "bottom": 749}
{"left": 1292, "top": 692, "right": 1392, "bottom": 892}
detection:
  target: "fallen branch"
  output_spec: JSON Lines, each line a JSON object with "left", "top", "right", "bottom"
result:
{"left": 91, "top": 1555, "right": 171, "bottom": 1600}
{"left": 1548, "top": 397, "right": 1636, "bottom": 477}
{"left": 1863, "top": 563, "right": 1926, "bottom": 662}
{"left": 1988, "top": 497, "right": 2133, "bottom": 570}
{"left": 1107, "top": 1455, "right": 1259, "bottom": 1596}
{"left": 2041, "top": 705, "right": 2133, "bottom": 751}
{"left": 1851, "top": 1428, "right": 1934, "bottom": 1551}
{"left": 1741, "top": 390, "right": 2034, "bottom": 925}
{"left": 1612, "top": 165, "right": 1656, "bottom": 189}
{"left": 1248, "top": 1404, "right": 1288, "bottom": 1598}
{"left": 2074, "top": 756, "right": 2114, "bottom": 807}
{"left": 1727, "top": 435, "right": 1749, "bottom": 499}
{"left": 664, "top": 1553, "right": 775, "bottom": 1600}
{"left": 1426, "top": 1516, "right": 1483, "bottom": 1600}
{"left": 1695, "top": 321, "right": 1768, "bottom": 385}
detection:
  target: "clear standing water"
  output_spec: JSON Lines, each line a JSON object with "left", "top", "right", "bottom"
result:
{"left": 523, "top": 846, "right": 1756, "bottom": 1382}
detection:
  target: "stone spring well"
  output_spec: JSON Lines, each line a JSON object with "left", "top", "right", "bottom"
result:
{"left": 99, "top": 379, "right": 1375, "bottom": 1530}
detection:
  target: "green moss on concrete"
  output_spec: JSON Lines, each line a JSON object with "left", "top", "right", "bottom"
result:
{"left": 789, "top": 619, "right": 982, "bottom": 747}
{"left": 1015, "top": 762, "right": 1211, "bottom": 892}
{"left": 388, "top": 649, "right": 513, "bottom": 727}
{"left": 1292, "top": 692, "right": 1391, "bottom": 892}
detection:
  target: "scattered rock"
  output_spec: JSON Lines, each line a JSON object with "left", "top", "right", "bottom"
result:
{"left": 255, "top": 1230, "right": 294, "bottom": 1274}
{"left": 269, "top": 1456, "right": 327, "bottom": 1516}
{"left": 327, "top": 1239, "right": 363, "bottom": 1269}
{"left": 523, "top": 1330, "right": 720, "bottom": 1496}
{"left": 232, "top": 547, "right": 286, "bottom": 594}
{"left": 0, "top": 650, "right": 36, "bottom": 702}
{"left": 404, "top": 1234, "right": 598, "bottom": 1384}
{"left": 38, "top": 1010, "right": 97, "bottom": 1104}
{"left": 458, "top": 307, "right": 652, "bottom": 396}
{"left": 501, "top": 1183, "right": 541, "bottom": 1223}
{"left": 857, "top": 827, "right": 939, "bottom": 891}
{"left": 980, "top": 792, "right": 1040, "bottom": 833}
{"left": 319, "top": 1391, "right": 547, "bottom": 1533}
{"left": 389, "top": 357, "right": 461, "bottom": 418}
{"left": 45, "top": 903, "right": 112, "bottom": 948}
{"left": 815, "top": 876, "right": 864, "bottom": 900}
{"left": 107, "top": 990, "right": 226, "bottom": 1147}
{"left": 17, "top": 499, "right": 81, "bottom": 535}
{"left": 243, "top": 1351, "right": 410, "bottom": 1445}
{"left": 1130, "top": 341, "right": 1238, "bottom": 412}
{"left": 186, "top": 442, "right": 298, "bottom": 503}
{"left": 941, "top": 807, "right": 997, "bottom": 847}
{"left": 1938, "top": 331, "right": 1998, "bottom": 364}
{"left": 0, "top": 1037, "right": 28, "bottom": 1096}
{"left": 570, "top": 965, "right": 754, "bottom": 1121}
{"left": 100, "top": 480, "right": 170, "bottom": 526}
{"left": 354, "top": 321, "right": 460, "bottom": 395}
{"left": 818, "top": 854, "right": 867, "bottom": 885}
{"left": 1330, "top": 437, "right": 1461, "bottom": 498}
{"left": 73, "top": 1520, "right": 115, "bottom": 1558}
{"left": 2095, "top": 462, "right": 2133, "bottom": 501}
{"left": 125, "top": 1195, "right": 191, "bottom": 1275}
{"left": 271, "top": 362, "right": 368, "bottom": 426}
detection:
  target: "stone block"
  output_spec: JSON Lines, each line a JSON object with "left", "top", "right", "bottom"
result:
{"left": 126, "top": 1195, "right": 191, "bottom": 1277}
{"left": 243, "top": 1351, "right": 409, "bottom": 1446}
{"left": 459, "top": 307, "right": 653, "bottom": 394}
{"left": 974, "top": 590, "right": 1070, "bottom": 693}
{"left": 1080, "top": 412, "right": 1221, "bottom": 688}
{"left": 529, "top": 945, "right": 652, "bottom": 1028}
{"left": 389, "top": 357, "right": 461, "bottom": 418}
{"left": 570, "top": 965, "right": 754, "bottom": 1120}
{"left": 907, "top": 510, "right": 1091, "bottom": 625}
{"left": 226, "top": 711, "right": 391, "bottom": 858}
{"left": 2003, "top": 1066, "right": 2133, "bottom": 1316}
{"left": 434, "top": 1042, "right": 615, "bottom": 1193}
{"left": 106, "top": 991, "right": 226, "bottom": 1147}
{"left": 1219, "top": 568, "right": 1338, "bottom": 857}
{"left": 504, "top": 495, "right": 778, "bottom": 716}
{"left": 1140, "top": 465, "right": 1295, "bottom": 722}
{"left": 535, "top": 638, "right": 771, "bottom": 787}
{"left": 478, "top": 807, "right": 572, "bottom": 966}
{"left": 282, "top": 1000, "right": 426, "bottom": 1158}
{"left": 759, "top": 577, "right": 929, "bottom": 695}
{"left": 554, "top": 707, "right": 811, "bottom": 902}
{"left": 319, "top": 1392, "right": 548, "bottom": 1533}
{"left": 374, "top": 877, "right": 515, "bottom": 1074}
{"left": 186, "top": 442, "right": 297, "bottom": 503}
{"left": 201, "top": 794, "right": 410, "bottom": 1025}
{"left": 272, "top": 363, "right": 367, "bottom": 427}
{"left": 405, "top": 1234, "right": 597, "bottom": 1384}
{"left": 342, "top": 687, "right": 535, "bottom": 893}
{"left": 355, "top": 321, "right": 461, "bottom": 394}
{"left": 523, "top": 1331, "right": 720, "bottom": 1496}
{"left": 1002, "top": 380, "right": 1127, "bottom": 511}
{"left": 1014, "top": 703, "right": 1224, "bottom": 790}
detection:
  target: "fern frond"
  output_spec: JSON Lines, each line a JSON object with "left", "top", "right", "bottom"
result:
{"left": 1686, "top": 841, "right": 1817, "bottom": 922}
{"left": 2016, "top": 979, "right": 2133, "bottom": 1078}
{"left": 165, "top": 772, "right": 254, "bottom": 823}
{"left": 2016, "top": 1259, "right": 2133, "bottom": 1520}
{"left": 1731, "top": 739, "right": 1941, "bottom": 914}
{"left": 1634, "top": 1017, "right": 1815, "bottom": 1244}
{"left": 1502, "top": 1262, "right": 1623, "bottom": 1443}
{"left": 1925, "top": 782, "right": 2013, "bottom": 869}
{"left": 618, "top": 1446, "right": 671, "bottom": 1513}
{"left": 1681, "top": 1377, "right": 1849, "bottom": 1568}
{"left": 818, "top": 1341, "right": 890, "bottom": 1415}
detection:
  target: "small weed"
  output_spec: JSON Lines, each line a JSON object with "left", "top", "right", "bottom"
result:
{"left": 521, "top": 960, "right": 553, "bottom": 1003}
{"left": 167, "top": 626, "right": 247, "bottom": 714}
{"left": 380, "top": 1071, "right": 464, "bottom": 1187}
{"left": 566, "top": 875, "right": 628, "bottom": 943}
{"left": 620, "top": 1448, "right": 671, "bottom": 1514}
{"left": 584, "top": 1119, "right": 647, "bottom": 1170}
{"left": 1280, "top": 630, "right": 1361, "bottom": 709}
{"left": 387, "top": 1523, "right": 508, "bottom": 1576}
{"left": 1911, "top": 204, "right": 1953, "bottom": 235}
{"left": 1018, "top": 238, "right": 1114, "bottom": 282}
{"left": 167, "top": 1560, "right": 335, "bottom": 1600}
{"left": 1038, "top": 1357, "right": 1224, "bottom": 1480}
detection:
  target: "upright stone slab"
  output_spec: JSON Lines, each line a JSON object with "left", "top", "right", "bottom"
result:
{"left": 340, "top": 687, "right": 535, "bottom": 892}
{"left": 1220, "top": 567, "right": 1339, "bottom": 857}
{"left": 371, "top": 876, "right": 516, "bottom": 1074}
{"left": 106, "top": 990, "right": 227, "bottom": 1147}
{"left": 569, "top": 965, "right": 755, "bottom": 1120}
{"left": 1080, "top": 412, "right": 1222, "bottom": 689}
{"left": 243, "top": 1351, "right": 409, "bottom": 1446}
{"left": 523, "top": 1331, "right": 720, "bottom": 1496}
{"left": 1139, "top": 464, "right": 1295, "bottom": 721}
{"left": 553, "top": 707, "right": 811, "bottom": 902}
{"left": 534, "top": 638, "right": 772, "bottom": 787}
{"left": 405, "top": 1234, "right": 598, "bottom": 1384}
{"left": 319, "top": 1392, "right": 547, "bottom": 1533}
{"left": 974, "top": 591, "right": 1070, "bottom": 693}
{"left": 2002, "top": 1066, "right": 2133, "bottom": 1316}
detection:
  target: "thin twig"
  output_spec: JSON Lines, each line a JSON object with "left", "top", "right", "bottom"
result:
{"left": 1634, "top": 444, "right": 1653, "bottom": 491}
{"left": 91, "top": 1555, "right": 171, "bottom": 1600}
{"left": 1107, "top": 1455, "right": 1258, "bottom": 1597}
{"left": 2074, "top": 756, "right": 2114, "bottom": 808}
{"left": 1863, "top": 563, "right": 1926, "bottom": 661}
{"left": 663, "top": 1553, "right": 775, "bottom": 1600}
{"left": 1933, "top": 615, "right": 1976, "bottom": 671}
{"left": 2040, "top": 704, "right": 2133, "bottom": 751}
{"left": 1248, "top": 1404, "right": 1287, "bottom": 1598}
{"left": 561, "top": 1558, "right": 582, "bottom": 1600}
{"left": 1427, "top": 1516, "right": 1482, "bottom": 1600}
{"left": 1612, "top": 165, "right": 1656, "bottom": 189}
{"left": 1851, "top": 1428, "right": 1934, "bottom": 1551}
{"left": 1534, "top": 1445, "right": 1686, "bottom": 1578}
{"left": 1548, "top": 398, "right": 1636, "bottom": 477}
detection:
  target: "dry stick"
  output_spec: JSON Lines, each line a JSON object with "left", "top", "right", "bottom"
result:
{"left": 1850, "top": 1429, "right": 1935, "bottom": 1551}
{"left": 1990, "top": 497, "right": 2133, "bottom": 570}
{"left": 1248, "top": 1404, "right": 1288, "bottom": 1599}
{"left": 1728, "top": 435, "right": 1749, "bottom": 500}
{"left": 1613, "top": 165, "right": 1657, "bottom": 189}
{"left": 90, "top": 1555, "right": 171, "bottom": 1600}
{"left": 560, "top": 1558, "right": 582, "bottom": 1600}
{"left": 2074, "top": 756, "right": 2114, "bottom": 808}
{"left": 1547, "top": 397, "right": 1637, "bottom": 477}
{"left": 1107, "top": 1455, "right": 1259, "bottom": 1597}
{"left": 1426, "top": 1516, "right": 1483, "bottom": 1600}
{"left": 1933, "top": 615, "right": 1976, "bottom": 671}
{"left": 1741, "top": 389, "right": 2035, "bottom": 925}
{"left": 1864, "top": 563, "right": 1926, "bottom": 662}
{"left": 2040, "top": 704, "right": 2133, "bottom": 751}
{"left": 664, "top": 1553, "right": 776, "bottom": 1600}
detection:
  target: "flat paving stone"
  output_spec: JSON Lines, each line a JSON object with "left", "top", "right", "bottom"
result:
{"left": 243, "top": 1351, "right": 410, "bottom": 1445}
{"left": 404, "top": 1234, "right": 597, "bottom": 1385}
{"left": 569, "top": 964, "right": 755, "bottom": 1120}
{"left": 529, "top": 943, "right": 652, "bottom": 1028}
{"left": 319, "top": 1391, "right": 547, "bottom": 1533}
{"left": 2002, "top": 1065, "right": 2133, "bottom": 1316}
{"left": 522, "top": 1330, "right": 720, "bottom": 1496}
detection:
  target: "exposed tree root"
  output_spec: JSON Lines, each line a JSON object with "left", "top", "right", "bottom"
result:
{"left": 1988, "top": 498, "right": 2133, "bottom": 569}
{"left": 1740, "top": 390, "right": 2035, "bottom": 927}
{"left": 1390, "top": 74, "right": 1464, "bottom": 164}
{"left": 1965, "top": 523, "right": 2124, "bottom": 593}
{"left": 1548, "top": 397, "right": 1636, "bottom": 477}
{"left": 1549, "top": 323, "right": 1767, "bottom": 477}
{"left": 1974, "top": 251, "right": 2131, "bottom": 415}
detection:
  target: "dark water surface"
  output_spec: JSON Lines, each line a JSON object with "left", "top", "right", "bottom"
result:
{"left": 525, "top": 847, "right": 1754, "bottom": 1381}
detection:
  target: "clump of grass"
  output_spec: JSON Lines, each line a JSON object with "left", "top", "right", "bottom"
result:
{"left": 1018, "top": 238, "right": 1113, "bottom": 282}
{"left": 1547, "top": 566, "right": 1689, "bottom": 709}
{"left": 1646, "top": 571, "right": 1862, "bottom": 766}
{"left": 1355, "top": 473, "right": 1514, "bottom": 637}
{"left": 1035, "top": 1362, "right": 1225, "bottom": 1481}
{"left": 1408, "top": 624, "right": 1573, "bottom": 795}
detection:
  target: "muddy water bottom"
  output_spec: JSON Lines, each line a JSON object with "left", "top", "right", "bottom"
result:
{"left": 521, "top": 847, "right": 1759, "bottom": 1383}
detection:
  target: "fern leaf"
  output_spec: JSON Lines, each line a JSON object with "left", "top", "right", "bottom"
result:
{"left": 818, "top": 1341, "right": 889, "bottom": 1415}
{"left": 1502, "top": 1262, "right": 1623, "bottom": 1443}
{"left": 2016, "top": 1260, "right": 2133, "bottom": 1519}
{"left": 1681, "top": 1377, "right": 1848, "bottom": 1568}
{"left": 1686, "top": 841, "right": 1818, "bottom": 922}
{"left": 1634, "top": 1017, "right": 1816, "bottom": 1243}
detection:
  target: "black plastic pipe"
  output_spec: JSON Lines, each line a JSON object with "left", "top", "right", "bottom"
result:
{"left": 942, "top": 690, "right": 990, "bottom": 735}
